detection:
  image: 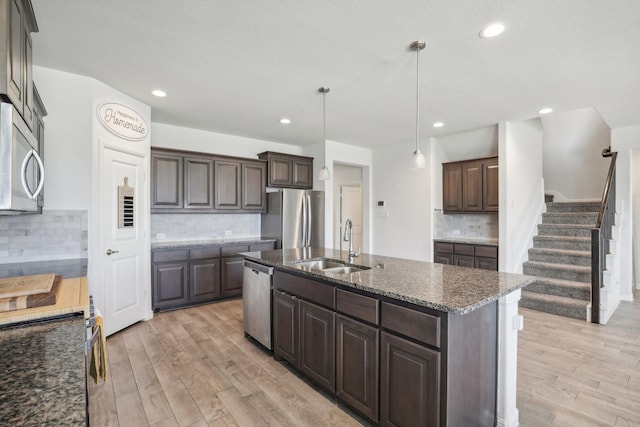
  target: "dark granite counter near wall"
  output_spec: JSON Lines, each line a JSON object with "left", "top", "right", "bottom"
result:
{"left": 151, "top": 237, "right": 276, "bottom": 250}
{"left": 0, "top": 258, "right": 88, "bottom": 279}
{"left": 433, "top": 237, "right": 498, "bottom": 246}
{"left": 0, "top": 316, "right": 87, "bottom": 426}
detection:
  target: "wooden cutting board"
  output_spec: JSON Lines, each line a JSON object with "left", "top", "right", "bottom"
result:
{"left": 0, "top": 277, "right": 89, "bottom": 326}
{"left": 0, "top": 276, "right": 59, "bottom": 313}
{"left": 0, "top": 273, "right": 56, "bottom": 299}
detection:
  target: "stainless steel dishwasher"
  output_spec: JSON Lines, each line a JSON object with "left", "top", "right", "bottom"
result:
{"left": 243, "top": 260, "right": 274, "bottom": 350}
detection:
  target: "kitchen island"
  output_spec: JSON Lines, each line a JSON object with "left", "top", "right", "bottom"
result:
{"left": 243, "top": 247, "right": 533, "bottom": 427}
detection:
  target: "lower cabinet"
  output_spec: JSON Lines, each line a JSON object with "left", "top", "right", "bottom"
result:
{"left": 271, "top": 269, "right": 498, "bottom": 426}
{"left": 380, "top": 331, "right": 440, "bottom": 427}
{"left": 336, "top": 314, "right": 379, "bottom": 422}
{"left": 152, "top": 241, "right": 275, "bottom": 311}
{"left": 434, "top": 240, "right": 499, "bottom": 271}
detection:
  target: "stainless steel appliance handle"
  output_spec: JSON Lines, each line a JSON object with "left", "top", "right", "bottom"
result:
{"left": 31, "top": 150, "right": 45, "bottom": 199}
{"left": 306, "top": 194, "right": 312, "bottom": 246}
{"left": 301, "top": 195, "right": 307, "bottom": 247}
{"left": 20, "top": 149, "right": 45, "bottom": 200}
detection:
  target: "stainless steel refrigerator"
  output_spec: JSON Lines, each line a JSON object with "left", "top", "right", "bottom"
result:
{"left": 261, "top": 189, "right": 325, "bottom": 249}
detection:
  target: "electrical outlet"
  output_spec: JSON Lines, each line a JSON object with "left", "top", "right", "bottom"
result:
{"left": 156, "top": 233, "right": 166, "bottom": 239}
{"left": 225, "top": 230, "right": 232, "bottom": 237}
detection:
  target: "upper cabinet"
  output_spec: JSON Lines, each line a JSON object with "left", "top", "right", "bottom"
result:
{"left": 1, "top": 0, "right": 38, "bottom": 126}
{"left": 151, "top": 148, "right": 267, "bottom": 213}
{"left": 257, "top": 151, "right": 313, "bottom": 189}
{"left": 442, "top": 156, "right": 498, "bottom": 214}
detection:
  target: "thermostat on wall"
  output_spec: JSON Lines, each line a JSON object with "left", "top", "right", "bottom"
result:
{"left": 377, "top": 201, "right": 385, "bottom": 207}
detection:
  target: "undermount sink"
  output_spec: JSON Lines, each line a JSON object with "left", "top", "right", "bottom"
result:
{"left": 292, "top": 258, "right": 370, "bottom": 274}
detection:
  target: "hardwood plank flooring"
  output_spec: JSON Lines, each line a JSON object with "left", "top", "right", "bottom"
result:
{"left": 89, "top": 294, "right": 640, "bottom": 426}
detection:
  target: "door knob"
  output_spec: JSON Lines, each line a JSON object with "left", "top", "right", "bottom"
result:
{"left": 106, "top": 249, "right": 119, "bottom": 255}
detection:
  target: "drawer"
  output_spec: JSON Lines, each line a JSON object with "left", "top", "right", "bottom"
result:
{"left": 274, "top": 270, "right": 335, "bottom": 309}
{"left": 380, "top": 302, "right": 440, "bottom": 348}
{"left": 250, "top": 241, "right": 275, "bottom": 252}
{"left": 454, "top": 243, "right": 474, "bottom": 256}
{"left": 336, "top": 289, "right": 379, "bottom": 325}
{"left": 190, "top": 247, "right": 221, "bottom": 260}
{"left": 434, "top": 242, "right": 453, "bottom": 254}
{"left": 221, "top": 245, "right": 250, "bottom": 257}
{"left": 152, "top": 249, "right": 188, "bottom": 263}
{"left": 475, "top": 245, "right": 498, "bottom": 259}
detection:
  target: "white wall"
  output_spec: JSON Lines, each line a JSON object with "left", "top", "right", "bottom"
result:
{"left": 499, "top": 119, "right": 545, "bottom": 273}
{"left": 33, "top": 66, "right": 94, "bottom": 210}
{"left": 371, "top": 141, "right": 430, "bottom": 261}
{"left": 611, "top": 125, "right": 640, "bottom": 296}
{"left": 435, "top": 125, "right": 499, "bottom": 164}
{"left": 634, "top": 150, "right": 640, "bottom": 292}
{"left": 542, "top": 107, "right": 611, "bottom": 201}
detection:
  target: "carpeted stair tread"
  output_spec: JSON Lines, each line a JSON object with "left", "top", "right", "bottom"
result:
{"left": 546, "top": 201, "right": 601, "bottom": 213}
{"left": 520, "top": 291, "right": 588, "bottom": 320}
{"left": 523, "top": 261, "right": 591, "bottom": 283}
{"left": 523, "top": 260, "right": 590, "bottom": 273}
{"left": 541, "top": 212, "right": 598, "bottom": 225}
{"left": 528, "top": 247, "right": 590, "bottom": 257}
{"left": 537, "top": 223, "right": 593, "bottom": 238}
{"left": 524, "top": 277, "right": 591, "bottom": 301}
{"left": 532, "top": 235, "right": 590, "bottom": 251}
{"left": 527, "top": 247, "right": 591, "bottom": 266}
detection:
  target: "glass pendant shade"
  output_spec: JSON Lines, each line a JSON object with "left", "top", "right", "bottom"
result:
{"left": 410, "top": 149, "right": 426, "bottom": 170}
{"left": 319, "top": 165, "right": 331, "bottom": 180}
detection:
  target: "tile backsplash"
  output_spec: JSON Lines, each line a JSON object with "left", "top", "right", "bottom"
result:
{"left": 0, "top": 210, "right": 88, "bottom": 264}
{"left": 151, "top": 213, "right": 260, "bottom": 241}
{"left": 433, "top": 211, "right": 498, "bottom": 239}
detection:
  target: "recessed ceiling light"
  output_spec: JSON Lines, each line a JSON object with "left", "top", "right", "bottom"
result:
{"left": 152, "top": 89, "right": 167, "bottom": 97}
{"left": 479, "top": 23, "right": 505, "bottom": 38}
{"left": 538, "top": 107, "right": 553, "bottom": 114}
{"left": 279, "top": 118, "right": 291, "bottom": 125}
{"left": 433, "top": 122, "right": 444, "bottom": 128}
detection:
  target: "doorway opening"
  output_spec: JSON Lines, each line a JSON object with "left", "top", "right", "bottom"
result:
{"left": 332, "top": 164, "right": 364, "bottom": 253}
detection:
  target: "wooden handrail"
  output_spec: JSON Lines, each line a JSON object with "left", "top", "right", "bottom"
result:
{"left": 595, "top": 151, "right": 617, "bottom": 229}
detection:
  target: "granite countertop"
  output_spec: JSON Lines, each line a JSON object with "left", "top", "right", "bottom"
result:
{"left": 434, "top": 237, "right": 499, "bottom": 246}
{"left": 242, "top": 248, "right": 533, "bottom": 315}
{"left": 0, "top": 316, "right": 87, "bottom": 426}
{"left": 0, "top": 258, "right": 88, "bottom": 279}
{"left": 151, "top": 237, "right": 276, "bottom": 249}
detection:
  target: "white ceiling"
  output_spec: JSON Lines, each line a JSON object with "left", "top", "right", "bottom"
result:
{"left": 31, "top": 0, "right": 640, "bottom": 150}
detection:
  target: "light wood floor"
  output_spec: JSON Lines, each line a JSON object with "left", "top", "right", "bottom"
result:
{"left": 90, "top": 295, "right": 640, "bottom": 426}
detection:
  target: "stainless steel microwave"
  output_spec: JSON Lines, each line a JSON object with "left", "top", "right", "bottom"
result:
{"left": 0, "top": 102, "right": 44, "bottom": 214}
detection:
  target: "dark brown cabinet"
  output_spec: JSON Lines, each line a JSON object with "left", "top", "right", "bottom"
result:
{"left": 189, "top": 247, "right": 221, "bottom": 303}
{"left": 299, "top": 299, "right": 335, "bottom": 392}
{"left": 241, "top": 162, "right": 266, "bottom": 211}
{"left": 258, "top": 151, "right": 313, "bottom": 189}
{"left": 434, "top": 241, "right": 498, "bottom": 271}
{"left": 214, "top": 160, "right": 241, "bottom": 209}
{"left": 152, "top": 249, "right": 190, "bottom": 310}
{"left": 336, "top": 314, "right": 379, "bottom": 422}
{"left": 1, "top": 0, "right": 37, "bottom": 123}
{"left": 151, "top": 149, "right": 267, "bottom": 213}
{"left": 380, "top": 331, "right": 440, "bottom": 427}
{"left": 442, "top": 156, "right": 498, "bottom": 214}
{"left": 184, "top": 156, "right": 214, "bottom": 209}
{"left": 151, "top": 152, "right": 183, "bottom": 210}
{"left": 273, "top": 290, "right": 299, "bottom": 365}
{"left": 220, "top": 244, "right": 249, "bottom": 298}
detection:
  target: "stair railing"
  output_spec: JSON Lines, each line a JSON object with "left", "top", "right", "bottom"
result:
{"left": 591, "top": 147, "right": 617, "bottom": 324}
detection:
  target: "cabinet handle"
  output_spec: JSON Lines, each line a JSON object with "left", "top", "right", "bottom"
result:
{"left": 106, "top": 249, "right": 119, "bottom": 255}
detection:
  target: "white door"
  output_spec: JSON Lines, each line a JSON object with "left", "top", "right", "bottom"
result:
{"left": 102, "top": 147, "right": 146, "bottom": 336}
{"left": 340, "top": 184, "right": 363, "bottom": 253}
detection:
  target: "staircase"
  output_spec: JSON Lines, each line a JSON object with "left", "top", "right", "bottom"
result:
{"left": 520, "top": 201, "right": 600, "bottom": 320}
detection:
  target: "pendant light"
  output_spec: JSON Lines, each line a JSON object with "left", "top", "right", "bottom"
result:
{"left": 318, "top": 86, "right": 332, "bottom": 181}
{"left": 409, "top": 41, "right": 427, "bottom": 170}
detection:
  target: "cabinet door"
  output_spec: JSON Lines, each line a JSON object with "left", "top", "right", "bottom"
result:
{"left": 462, "top": 161, "right": 483, "bottom": 212}
{"left": 300, "top": 300, "right": 336, "bottom": 392}
{"left": 189, "top": 258, "right": 221, "bottom": 303}
{"left": 273, "top": 290, "right": 299, "bottom": 366}
{"left": 433, "top": 253, "right": 453, "bottom": 265}
{"left": 336, "top": 314, "right": 379, "bottom": 422}
{"left": 292, "top": 158, "right": 313, "bottom": 189}
{"left": 442, "top": 164, "right": 462, "bottom": 213}
{"left": 269, "top": 156, "right": 292, "bottom": 187}
{"left": 380, "top": 332, "right": 440, "bottom": 427}
{"left": 22, "top": 30, "right": 33, "bottom": 128}
{"left": 454, "top": 254, "right": 474, "bottom": 268}
{"left": 221, "top": 255, "right": 244, "bottom": 297}
{"left": 6, "top": 0, "right": 24, "bottom": 114}
{"left": 184, "top": 157, "right": 214, "bottom": 209}
{"left": 215, "top": 160, "right": 241, "bottom": 209}
{"left": 151, "top": 153, "right": 183, "bottom": 209}
{"left": 152, "top": 261, "right": 189, "bottom": 310}
{"left": 241, "top": 162, "right": 266, "bottom": 211}
{"left": 483, "top": 158, "right": 499, "bottom": 212}
{"left": 475, "top": 257, "right": 498, "bottom": 271}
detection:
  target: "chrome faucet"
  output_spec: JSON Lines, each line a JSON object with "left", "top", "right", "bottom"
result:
{"left": 343, "top": 219, "right": 360, "bottom": 262}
